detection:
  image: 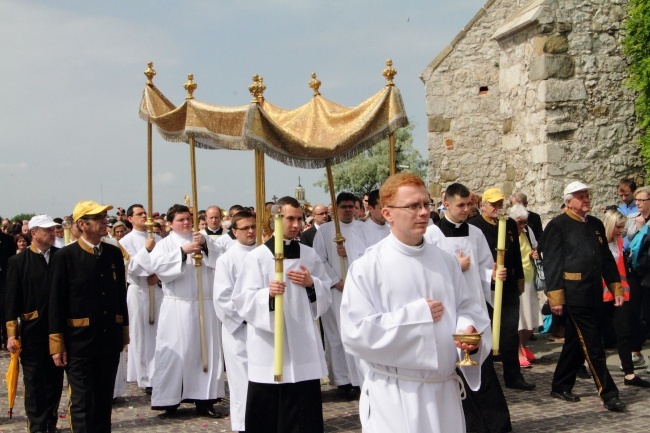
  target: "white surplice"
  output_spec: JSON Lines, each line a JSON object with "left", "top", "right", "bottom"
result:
{"left": 119, "top": 229, "right": 163, "bottom": 388}
{"left": 232, "top": 241, "right": 332, "bottom": 384}
{"left": 213, "top": 241, "right": 257, "bottom": 432}
{"left": 149, "top": 231, "right": 224, "bottom": 406}
{"left": 362, "top": 218, "right": 390, "bottom": 248}
{"left": 425, "top": 223, "right": 495, "bottom": 308}
{"left": 340, "top": 234, "right": 491, "bottom": 433}
{"left": 313, "top": 220, "right": 367, "bottom": 387}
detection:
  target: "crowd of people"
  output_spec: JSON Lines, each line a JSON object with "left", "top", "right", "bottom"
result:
{"left": 0, "top": 174, "right": 649, "bottom": 432}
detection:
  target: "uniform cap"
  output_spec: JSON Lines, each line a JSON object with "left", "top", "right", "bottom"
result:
{"left": 482, "top": 188, "right": 505, "bottom": 204}
{"left": 72, "top": 201, "right": 113, "bottom": 221}
{"left": 563, "top": 181, "right": 590, "bottom": 196}
{"left": 28, "top": 215, "right": 58, "bottom": 230}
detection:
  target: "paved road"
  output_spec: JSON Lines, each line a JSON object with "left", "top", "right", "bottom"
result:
{"left": 1, "top": 335, "right": 650, "bottom": 432}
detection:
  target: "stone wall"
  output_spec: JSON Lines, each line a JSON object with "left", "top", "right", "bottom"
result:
{"left": 421, "top": 0, "right": 644, "bottom": 222}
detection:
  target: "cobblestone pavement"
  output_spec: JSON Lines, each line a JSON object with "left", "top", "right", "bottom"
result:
{"left": 1, "top": 335, "right": 650, "bottom": 432}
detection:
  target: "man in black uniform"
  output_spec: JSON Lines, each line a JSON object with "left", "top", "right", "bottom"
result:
{"left": 49, "top": 201, "right": 129, "bottom": 432}
{"left": 6, "top": 215, "right": 64, "bottom": 433}
{"left": 0, "top": 225, "right": 16, "bottom": 348}
{"left": 544, "top": 181, "right": 626, "bottom": 411}
{"left": 468, "top": 188, "right": 535, "bottom": 391}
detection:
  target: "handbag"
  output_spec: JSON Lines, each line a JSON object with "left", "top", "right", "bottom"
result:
{"left": 533, "top": 258, "right": 546, "bottom": 292}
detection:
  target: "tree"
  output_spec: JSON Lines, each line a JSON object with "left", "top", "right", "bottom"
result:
{"left": 623, "top": 0, "right": 650, "bottom": 178}
{"left": 12, "top": 213, "right": 35, "bottom": 222}
{"left": 314, "top": 124, "right": 426, "bottom": 197}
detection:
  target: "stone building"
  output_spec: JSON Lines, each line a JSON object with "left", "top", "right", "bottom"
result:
{"left": 421, "top": 0, "right": 644, "bottom": 221}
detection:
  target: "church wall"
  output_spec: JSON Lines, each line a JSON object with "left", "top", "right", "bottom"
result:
{"left": 422, "top": 0, "right": 644, "bottom": 222}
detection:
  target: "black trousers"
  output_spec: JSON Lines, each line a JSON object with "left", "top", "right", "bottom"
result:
{"left": 66, "top": 352, "right": 120, "bottom": 433}
{"left": 20, "top": 345, "right": 65, "bottom": 433}
{"left": 246, "top": 379, "right": 323, "bottom": 433}
{"left": 597, "top": 301, "right": 634, "bottom": 374}
{"left": 552, "top": 306, "right": 619, "bottom": 401}
{"left": 626, "top": 275, "right": 647, "bottom": 352}
{"left": 489, "top": 302, "right": 523, "bottom": 386}
{"left": 460, "top": 354, "right": 512, "bottom": 433}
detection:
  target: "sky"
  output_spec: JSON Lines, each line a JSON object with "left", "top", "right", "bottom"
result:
{"left": 0, "top": 0, "right": 486, "bottom": 219}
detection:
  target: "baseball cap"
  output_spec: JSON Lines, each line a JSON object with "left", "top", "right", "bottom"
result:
{"left": 28, "top": 215, "right": 59, "bottom": 230}
{"left": 72, "top": 201, "right": 113, "bottom": 221}
{"left": 482, "top": 188, "right": 505, "bottom": 204}
{"left": 563, "top": 181, "right": 590, "bottom": 196}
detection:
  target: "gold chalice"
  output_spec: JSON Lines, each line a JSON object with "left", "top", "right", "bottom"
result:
{"left": 452, "top": 333, "right": 483, "bottom": 366}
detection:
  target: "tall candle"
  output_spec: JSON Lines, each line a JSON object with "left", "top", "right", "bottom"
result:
{"left": 492, "top": 214, "right": 507, "bottom": 355}
{"left": 273, "top": 207, "right": 285, "bottom": 382}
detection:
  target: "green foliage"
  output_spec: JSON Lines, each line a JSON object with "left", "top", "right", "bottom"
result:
{"left": 314, "top": 124, "right": 426, "bottom": 197}
{"left": 12, "top": 213, "right": 35, "bottom": 222}
{"left": 623, "top": 0, "right": 650, "bottom": 178}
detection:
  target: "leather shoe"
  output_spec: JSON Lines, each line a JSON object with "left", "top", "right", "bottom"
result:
{"left": 196, "top": 405, "right": 225, "bottom": 418}
{"left": 505, "top": 379, "right": 536, "bottom": 391}
{"left": 624, "top": 375, "right": 650, "bottom": 388}
{"left": 550, "top": 390, "right": 581, "bottom": 402}
{"left": 604, "top": 397, "right": 627, "bottom": 412}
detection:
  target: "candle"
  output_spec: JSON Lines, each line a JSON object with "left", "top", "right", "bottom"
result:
{"left": 492, "top": 214, "right": 507, "bottom": 355}
{"left": 273, "top": 206, "right": 285, "bottom": 382}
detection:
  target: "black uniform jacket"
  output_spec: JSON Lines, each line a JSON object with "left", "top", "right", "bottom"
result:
{"left": 5, "top": 245, "right": 59, "bottom": 349}
{"left": 543, "top": 210, "right": 622, "bottom": 308}
{"left": 468, "top": 214, "right": 525, "bottom": 305}
{"left": 49, "top": 240, "right": 129, "bottom": 357}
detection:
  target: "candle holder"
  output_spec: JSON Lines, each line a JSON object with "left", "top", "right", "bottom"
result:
{"left": 453, "top": 333, "right": 483, "bottom": 366}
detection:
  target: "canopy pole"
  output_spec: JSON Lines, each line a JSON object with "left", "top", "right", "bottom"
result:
{"left": 326, "top": 162, "right": 347, "bottom": 280}
{"left": 248, "top": 74, "right": 267, "bottom": 245}
{"left": 389, "top": 132, "right": 396, "bottom": 176}
{"left": 255, "top": 149, "right": 265, "bottom": 245}
{"left": 383, "top": 59, "right": 398, "bottom": 177}
{"left": 185, "top": 74, "right": 208, "bottom": 372}
{"left": 144, "top": 61, "right": 157, "bottom": 325}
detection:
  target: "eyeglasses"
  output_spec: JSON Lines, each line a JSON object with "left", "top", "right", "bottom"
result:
{"left": 234, "top": 225, "right": 256, "bottom": 232}
{"left": 387, "top": 202, "right": 435, "bottom": 213}
{"left": 84, "top": 213, "right": 108, "bottom": 221}
{"left": 516, "top": 220, "right": 528, "bottom": 225}
{"left": 636, "top": 198, "right": 650, "bottom": 203}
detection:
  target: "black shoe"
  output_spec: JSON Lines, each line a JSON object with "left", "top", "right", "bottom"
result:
{"left": 145, "top": 387, "right": 153, "bottom": 395}
{"left": 196, "top": 405, "right": 225, "bottom": 418}
{"left": 550, "top": 390, "right": 581, "bottom": 402}
{"left": 529, "top": 334, "right": 537, "bottom": 341}
{"left": 46, "top": 427, "right": 60, "bottom": 433}
{"left": 506, "top": 379, "right": 536, "bottom": 391}
{"left": 604, "top": 397, "right": 627, "bottom": 412}
{"left": 164, "top": 407, "right": 178, "bottom": 416}
{"left": 624, "top": 375, "right": 650, "bottom": 388}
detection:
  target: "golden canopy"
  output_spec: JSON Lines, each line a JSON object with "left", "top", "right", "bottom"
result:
{"left": 138, "top": 72, "right": 408, "bottom": 168}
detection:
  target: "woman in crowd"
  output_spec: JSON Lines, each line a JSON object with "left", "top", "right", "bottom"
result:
{"left": 14, "top": 233, "right": 31, "bottom": 254}
{"left": 603, "top": 210, "right": 650, "bottom": 386}
{"left": 509, "top": 204, "right": 540, "bottom": 367}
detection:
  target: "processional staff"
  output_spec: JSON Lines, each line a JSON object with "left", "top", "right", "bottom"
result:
{"left": 383, "top": 59, "right": 397, "bottom": 176}
{"left": 144, "top": 61, "right": 156, "bottom": 325}
{"left": 185, "top": 73, "right": 209, "bottom": 372}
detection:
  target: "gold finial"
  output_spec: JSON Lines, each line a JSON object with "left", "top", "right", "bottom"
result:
{"left": 144, "top": 61, "right": 156, "bottom": 86}
{"left": 184, "top": 74, "right": 197, "bottom": 100}
{"left": 309, "top": 72, "right": 321, "bottom": 97}
{"left": 248, "top": 74, "right": 266, "bottom": 104}
{"left": 382, "top": 59, "right": 397, "bottom": 86}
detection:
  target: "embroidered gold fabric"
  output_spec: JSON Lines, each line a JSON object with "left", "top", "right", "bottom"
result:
{"left": 139, "top": 84, "right": 409, "bottom": 168}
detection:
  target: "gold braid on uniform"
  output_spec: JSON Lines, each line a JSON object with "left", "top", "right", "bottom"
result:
{"left": 547, "top": 289, "right": 565, "bottom": 307}
{"left": 49, "top": 333, "right": 66, "bottom": 355}
{"left": 608, "top": 282, "right": 624, "bottom": 298}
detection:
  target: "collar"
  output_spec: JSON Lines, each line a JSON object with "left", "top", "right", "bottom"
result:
{"left": 205, "top": 227, "right": 223, "bottom": 235}
{"left": 482, "top": 213, "right": 497, "bottom": 226}
{"left": 565, "top": 209, "right": 586, "bottom": 222}
{"left": 444, "top": 214, "right": 463, "bottom": 228}
{"left": 79, "top": 236, "right": 101, "bottom": 254}
{"left": 29, "top": 244, "right": 49, "bottom": 255}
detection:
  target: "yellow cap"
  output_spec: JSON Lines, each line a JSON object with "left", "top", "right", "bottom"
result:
{"left": 72, "top": 201, "right": 113, "bottom": 221}
{"left": 482, "top": 188, "right": 505, "bottom": 204}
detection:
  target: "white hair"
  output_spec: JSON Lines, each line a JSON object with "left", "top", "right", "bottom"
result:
{"left": 508, "top": 203, "right": 529, "bottom": 220}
